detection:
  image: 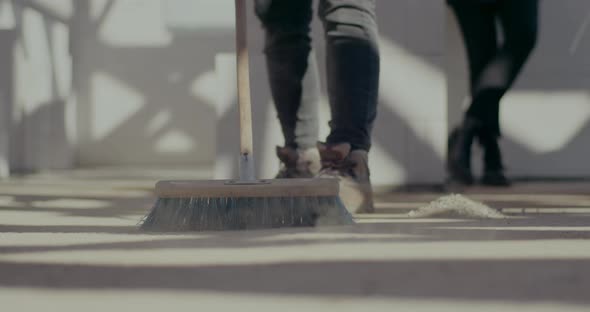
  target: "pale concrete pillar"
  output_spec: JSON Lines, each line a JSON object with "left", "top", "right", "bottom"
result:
{"left": 0, "top": 29, "right": 15, "bottom": 178}
{"left": 9, "top": 2, "right": 75, "bottom": 173}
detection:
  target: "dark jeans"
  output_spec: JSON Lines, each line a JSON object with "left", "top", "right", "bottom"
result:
{"left": 449, "top": 0, "right": 538, "bottom": 137}
{"left": 255, "top": 0, "right": 380, "bottom": 151}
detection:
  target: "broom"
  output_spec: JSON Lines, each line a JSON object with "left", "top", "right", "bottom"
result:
{"left": 139, "top": 0, "right": 353, "bottom": 232}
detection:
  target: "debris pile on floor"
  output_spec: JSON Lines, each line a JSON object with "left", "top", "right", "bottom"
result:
{"left": 408, "top": 194, "right": 505, "bottom": 219}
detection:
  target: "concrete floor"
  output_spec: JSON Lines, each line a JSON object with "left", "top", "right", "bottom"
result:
{"left": 1, "top": 169, "right": 590, "bottom": 311}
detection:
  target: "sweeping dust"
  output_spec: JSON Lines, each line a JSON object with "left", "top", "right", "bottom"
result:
{"left": 408, "top": 194, "right": 505, "bottom": 219}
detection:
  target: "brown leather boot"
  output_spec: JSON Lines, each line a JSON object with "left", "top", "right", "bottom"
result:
{"left": 317, "top": 142, "right": 374, "bottom": 214}
{"left": 275, "top": 146, "right": 320, "bottom": 179}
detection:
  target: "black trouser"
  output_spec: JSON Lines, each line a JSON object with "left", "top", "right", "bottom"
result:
{"left": 449, "top": 0, "right": 538, "bottom": 137}
{"left": 255, "top": 0, "right": 380, "bottom": 151}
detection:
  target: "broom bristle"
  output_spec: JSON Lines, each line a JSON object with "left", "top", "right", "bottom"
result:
{"left": 139, "top": 178, "right": 353, "bottom": 232}
{"left": 140, "top": 195, "right": 353, "bottom": 232}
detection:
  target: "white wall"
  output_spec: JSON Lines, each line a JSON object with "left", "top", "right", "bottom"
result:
{"left": 2, "top": 0, "right": 589, "bottom": 185}
{"left": 71, "top": 0, "right": 224, "bottom": 167}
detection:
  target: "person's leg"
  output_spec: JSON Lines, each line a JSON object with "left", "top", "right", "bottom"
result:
{"left": 450, "top": 1, "right": 499, "bottom": 94}
{"left": 468, "top": 0, "right": 538, "bottom": 137}
{"left": 255, "top": 0, "right": 321, "bottom": 178}
{"left": 316, "top": 0, "right": 379, "bottom": 213}
{"left": 255, "top": 0, "right": 319, "bottom": 150}
{"left": 451, "top": 1, "right": 500, "bottom": 130}
{"left": 497, "top": 0, "right": 538, "bottom": 83}
{"left": 318, "top": 0, "right": 380, "bottom": 152}
{"left": 447, "top": 0, "right": 498, "bottom": 185}
{"left": 477, "top": 0, "right": 538, "bottom": 186}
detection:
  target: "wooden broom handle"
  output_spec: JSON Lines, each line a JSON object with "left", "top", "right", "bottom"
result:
{"left": 235, "top": 0, "right": 253, "bottom": 157}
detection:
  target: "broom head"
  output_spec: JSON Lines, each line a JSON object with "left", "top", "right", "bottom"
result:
{"left": 140, "top": 178, "right": 354, "bottom": 232}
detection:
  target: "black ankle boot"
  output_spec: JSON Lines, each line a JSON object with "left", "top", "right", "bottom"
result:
{"left": 478, "top": 133, "right": 511, "bottom": 187}
{"left": 447, "top": 118, "right": 482, "bottom": 185}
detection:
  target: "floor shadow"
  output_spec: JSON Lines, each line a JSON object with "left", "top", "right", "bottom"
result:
{"left": 0, "top": 224, "right": 138, "bottom": 234}
{"left": 0, "top": 192, "right": 153, "bottom": 216}
{"left": 2, "top": 214, "right": 590, "bottom": 251}
{"left": 0, "top": 258, "right": 589, "bottom": 304}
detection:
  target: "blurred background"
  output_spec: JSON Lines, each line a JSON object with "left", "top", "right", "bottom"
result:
{"left": 0, "top": 0, "right": 589, "bottom": 187}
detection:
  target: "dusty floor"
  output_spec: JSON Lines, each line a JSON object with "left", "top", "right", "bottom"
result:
{"left": 1, "top": 169, "right": 589, "bottom": 311}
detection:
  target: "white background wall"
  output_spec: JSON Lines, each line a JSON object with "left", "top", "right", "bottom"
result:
{"left": 1, "top": 0, "right": 589, "bottom": 185}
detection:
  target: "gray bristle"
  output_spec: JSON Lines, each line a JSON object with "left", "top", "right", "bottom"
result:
{"left": 139, "top": 196, "right": 353, "bottom": 232}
